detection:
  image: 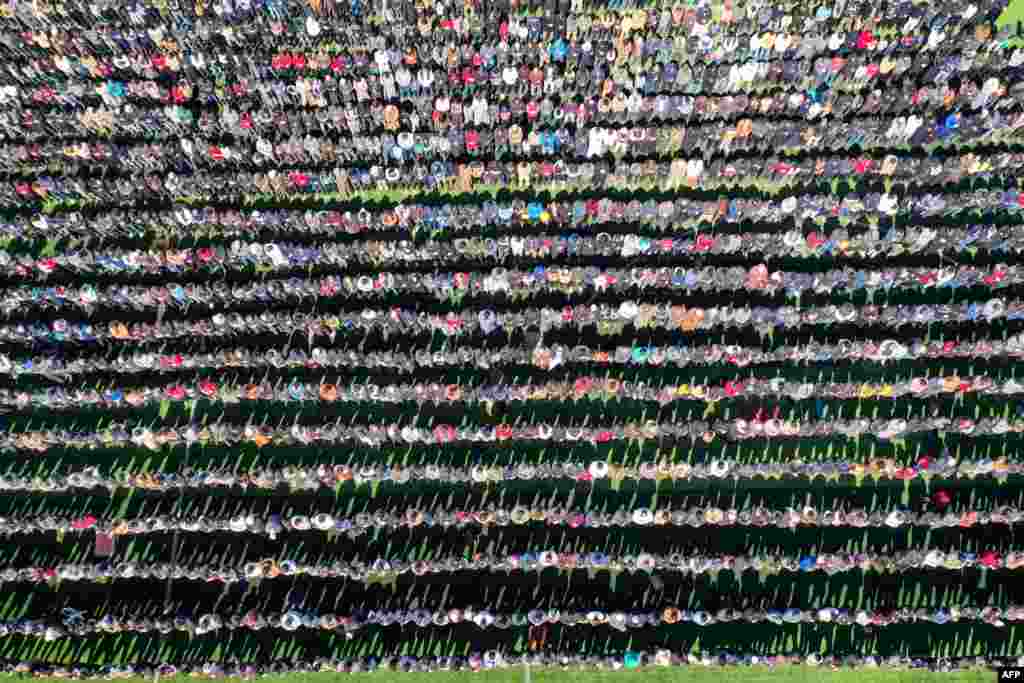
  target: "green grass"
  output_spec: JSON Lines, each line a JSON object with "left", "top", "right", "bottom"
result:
{"left": 999, "top": 0, "right": 1024, "bottom": 45}
{"left": 1002, "top": 0, "right": 1024, "bottom": 24}
{"left": 15, "top": 4, "right": 1024, "bottom": 681}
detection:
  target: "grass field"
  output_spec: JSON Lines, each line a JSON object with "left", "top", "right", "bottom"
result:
{"left": 1004, "top": 0, "right": 1024, "bottom": 24}
{"left": 1000, "top": 0, "right": 1024, "bottom": 44}
{"left": 18, "top": 0, "right": 1024, "bottom": 680}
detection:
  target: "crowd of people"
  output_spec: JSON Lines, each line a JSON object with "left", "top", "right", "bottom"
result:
{"left": 0, "top": 0, "right": 1022, "bottom": 673}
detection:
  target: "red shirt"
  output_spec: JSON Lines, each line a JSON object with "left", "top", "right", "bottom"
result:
{"left": 856, "top": 31, "right": 875, "bottom": 49}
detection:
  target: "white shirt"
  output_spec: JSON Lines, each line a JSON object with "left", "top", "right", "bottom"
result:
{"left": 380, "top": 72, "right": 396, "bottom": 99}
{"left": 878, "top": 194, "right": 898, "bottom": 215}
{"left": 587, "top": 128, "right": 605, "bottom": 157}
{"left": 887, "top": 117, "right": 905, "bottom": 140}
{"left": 472, "top": 97, "right": 488, "bottom": 126}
